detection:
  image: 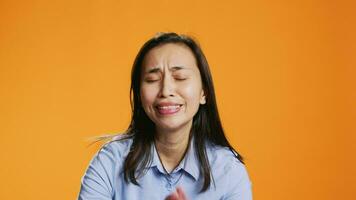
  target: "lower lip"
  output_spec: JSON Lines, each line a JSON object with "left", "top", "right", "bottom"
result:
{"left": 156, "top": 105, "right": 182, "bottom": 115}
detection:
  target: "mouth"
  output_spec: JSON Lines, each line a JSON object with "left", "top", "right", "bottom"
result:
{"left": 155, "top": 104, "right": 183, "bottom": 115}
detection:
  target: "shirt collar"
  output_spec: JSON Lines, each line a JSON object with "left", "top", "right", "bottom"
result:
{"left": 150, "top": 136, "right": 200, "bottom": 181}
{"left": 183, "top": 136, "right": 200, "bottom": 180}
{"left": 150, "top": 142, "right": 165, "bottom": 173}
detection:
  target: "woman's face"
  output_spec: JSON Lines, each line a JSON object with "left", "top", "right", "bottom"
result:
{"left": 140, "top": 43, "right": 206, "bottom": 133}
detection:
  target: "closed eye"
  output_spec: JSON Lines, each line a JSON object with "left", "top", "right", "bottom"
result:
{"left": 173, "top": 74, "right": 188, "bottom": 81}
{"left": 144, "top": 75, "right": 161, "bottom": 83}
{"left": 145, "top": 79, "right": 159, "bottom": 83}
{"left": 175, "top": 77, "right": 187, "bottom": 81}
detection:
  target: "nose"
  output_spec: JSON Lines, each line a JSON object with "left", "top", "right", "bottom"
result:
{"left": 159, "top": 74, "right": 175, "bottom": 98}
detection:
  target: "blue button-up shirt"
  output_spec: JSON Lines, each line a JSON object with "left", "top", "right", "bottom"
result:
{"left": 78, "top": 135, "right": 252, "bottom": 200}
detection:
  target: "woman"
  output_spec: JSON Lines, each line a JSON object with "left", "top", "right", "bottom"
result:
{"left": 78, "top": 32, "right": 252, "bottom": 200}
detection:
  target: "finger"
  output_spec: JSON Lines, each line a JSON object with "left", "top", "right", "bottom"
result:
{"left": 176, "top": 187, "right": 188, "bottom": 200}
{"left": 165, "top": 191, "right": 179, "bottom": 200}
{"left": 164, "top": 195, "right": 173, "bottom": 200}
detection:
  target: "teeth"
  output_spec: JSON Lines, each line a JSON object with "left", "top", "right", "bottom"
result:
{"left": 157, "top": 105, "right": 180, "bottom": 110}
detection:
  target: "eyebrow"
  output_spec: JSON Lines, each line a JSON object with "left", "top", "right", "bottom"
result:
{"left": 146, "top": 67, "right": 161, "bottom": 74}
{"left": 145, "top": 66, "right": 188, "bottom": 74}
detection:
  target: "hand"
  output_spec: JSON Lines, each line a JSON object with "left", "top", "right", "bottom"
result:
{"left": 165, "top": 187, "right": 189, "bottom": 200}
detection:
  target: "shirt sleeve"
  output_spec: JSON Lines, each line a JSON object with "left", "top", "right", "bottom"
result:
{"left": 78, "top": 143, "right": 118, "bottom": 200}
{"left": 223, "top": 159, "right": 253, "bottom": 200}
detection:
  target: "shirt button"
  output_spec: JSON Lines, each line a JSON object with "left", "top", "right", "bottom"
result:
{"left": 166, "top": 183, "right": 172, "bottom": 190}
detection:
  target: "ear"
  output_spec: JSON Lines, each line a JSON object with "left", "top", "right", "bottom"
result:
{"left": 200, "top": 90, "right": 206, "bottom": 105}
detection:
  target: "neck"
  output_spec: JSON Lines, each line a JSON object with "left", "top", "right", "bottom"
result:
{"left": 154, "top": 122, "right": 192, "bottom": 172}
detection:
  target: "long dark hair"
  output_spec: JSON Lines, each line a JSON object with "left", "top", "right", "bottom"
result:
{"left": 116, "top": 32, "right": 244, "bottom": 192}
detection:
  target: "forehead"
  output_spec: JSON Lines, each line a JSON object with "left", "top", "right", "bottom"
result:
{"left": 142, "top": 43, "right": 197, "bottom": 69}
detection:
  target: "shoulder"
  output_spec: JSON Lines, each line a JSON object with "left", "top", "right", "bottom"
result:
{"left": 206, "top": 142, "right": 243, "bottom": 169}
{"left": 79, "top": 134, "right": 133, "bottom": 199}
{"left": 206, "top": 143, "right": 252, "bottom": 199}
{"left": 83, "top": 134, "right": 133, "bottom": 183}
{"left": 205, "top": 142, "right": 251, "bottom": 184}
{"left": 97, "top": 134, "right": 133, "bottom": 161}
{"left": 86, "top": 133, "right": 133, "bottom": 173}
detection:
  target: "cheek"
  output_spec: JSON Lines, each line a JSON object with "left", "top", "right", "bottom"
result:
{"left": 140, "top": 86, "right": 157, "bottom": 106}
{"left": 180, "top": 85, "right": 203, "bottom": 106}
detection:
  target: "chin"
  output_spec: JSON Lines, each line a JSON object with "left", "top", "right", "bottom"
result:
{"left": 155, "top": 120, "right": 192, "bottom": 133}
{"left": 156, "top": 124, "right": 182, "bottom": 132}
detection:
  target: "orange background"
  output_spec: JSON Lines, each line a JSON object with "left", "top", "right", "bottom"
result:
{"left": 0, "top": 0, "right": 355, "bottom": 199}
